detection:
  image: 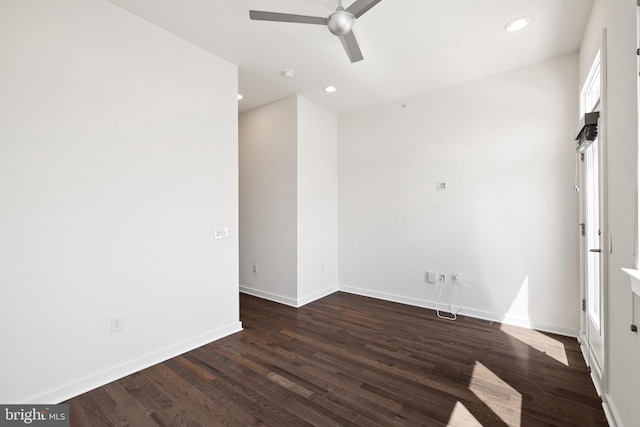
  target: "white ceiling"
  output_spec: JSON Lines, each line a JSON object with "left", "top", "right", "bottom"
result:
{"left": 107, "top": 0, "right": 594, "bottom": 115}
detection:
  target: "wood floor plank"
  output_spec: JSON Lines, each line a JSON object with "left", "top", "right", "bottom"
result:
{"left": 102, "top": 381, "right": 161, "bottom": 427}
{"left": 184, "top": 348, "right": 318, "bottom": 426}
{"left": 117, "top": 372, "right": 204, "bottom": 427}
{"left": 68, "top": 392, "right": 113, "bottom": 427}
{"left": 192, "top": 345, "right": 357, "bottom": 426}
{"left": 65, "top": 292, "right": 608, "bottom": 426}
{"left": 142, "top": 363, "right": 244, "bottom": 427}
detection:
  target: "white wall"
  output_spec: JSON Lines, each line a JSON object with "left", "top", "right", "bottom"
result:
{"left": 580, "top": 1, "right": 640, "bottom": 425}
{"left": 239, "top": 97, "right": 298, "bottom": 304}
{"left": 338, "top": 54, "right": 580, "bottom": 335}
{"left": 297, "top": 97, "right": 339, "bottom": 305}
{"left": 0, "top": 0, "right": 240, "bottom": 403}
{"left": 239, "top": 96, "right": 338, "bottom": 306}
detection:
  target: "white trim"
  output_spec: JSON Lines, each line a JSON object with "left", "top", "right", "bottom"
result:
{"left": 240, "top": 286, "right": 298, "bottom": 307}
{"left": 581, "top": 50, "right": 602, "bottom": 116}
{"left": 297, "top": 286, "right": 340, "bottom": 307}
{"left": 240, "top": 285, "right": 339, "bottom": 308}
{"left": 589, "top": 350, "right": 604, "bottom": 397}
{"left": 578, "top": 31, "right": 609, "bottom": 398}
{"left": 600, "top": 27, "right": 610, "bottom": 395}
{"left": 338, "top": 285, "right": 578, "bottom": 337}
{"left": 578, "top": 334, "right": 590, "bottom": 367}
{"left": 622, "top": 267, "right": 640, "bottom": 296}
{"left": 26, "top": 321, "right": 243, "bottom": 404}
{"left": 240, "top": 284, "right": 579, "bottom": 336}
{"left": 603, "top": 393, "right": 623, "bottom": 427}
{"left": 636, "top": 0, "right": 640, "bottom": 272}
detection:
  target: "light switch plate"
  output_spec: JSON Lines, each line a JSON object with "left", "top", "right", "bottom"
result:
{"left": 214, "top": 226, "right": 229, "bottom": 239}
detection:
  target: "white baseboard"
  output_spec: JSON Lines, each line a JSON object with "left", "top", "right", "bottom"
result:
{"left": 297, "top": 286, "right": 339, "bottom": 307}
{"left": 603, "top": 393, "right": 623, "bottom": 427}
{"left": 578, "top": 333, "right": 590, "bottom": 365}
{"left": 577, "top": 334, "right": 624, "bottom": 426}
{"left": 338, "top": 285, "right": 578, "bottom": 337}
{"left": 590, "top": 356, "right": 604, "bottom": 397}
{"left": 241, "top": 283, "right": 578, "bottom": 336}
{"left": 338, "top": 285, "right": 435, "bottom": 310}
{"left": 577, "top": 331, "right": 605, "bottom": 405}
{"left": 239, "top": 285, "right": 338, "bottom": 308}
{"left": 27, "top": 321, "right": 243, "bottom": 404}
{"left": 24, "top": 284, "right": 587, "bottom": 406}
{"left": 239, "top": 286, "right": 298, "bottom": 307}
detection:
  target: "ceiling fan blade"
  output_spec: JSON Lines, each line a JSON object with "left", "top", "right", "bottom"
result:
{"left": 339, "top": 30, "right": 363, "bottom": 63}
{"left": 249, "top": 10, "right": 327, "bottom": 25}
{"left": 345, "top": 0, "right": 382, "bottom": 19}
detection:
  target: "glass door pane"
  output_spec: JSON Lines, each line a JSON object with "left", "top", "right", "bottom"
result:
{"left": 585, "top": 138, "right": 601, "bottom": 330}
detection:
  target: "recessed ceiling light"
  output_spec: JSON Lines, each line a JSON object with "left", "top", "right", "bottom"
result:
{"left": 505, "top": 17, "right": 529, "bottom": 32}
{"left": 324, "top": 86, "right": 337, "bottom": 93}
{"left": 281, "top": 69, "right": 295, "bottom": 79}
{"left": 237, "top": 94, "right": 244, "bottom": 100}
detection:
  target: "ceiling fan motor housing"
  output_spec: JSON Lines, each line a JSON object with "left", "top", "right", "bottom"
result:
{"left": 327, "top": 10, "right": 355, "bottom": 36}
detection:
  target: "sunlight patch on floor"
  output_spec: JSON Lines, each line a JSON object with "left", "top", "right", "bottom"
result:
{"left": 446, "top": 401, "right": 483, "bottom": 427}
{"left": 469, "top": 361, "right": 522, "bottom": 427}
{"left": 499, "top": 323, "right": 569, "bottom": 366}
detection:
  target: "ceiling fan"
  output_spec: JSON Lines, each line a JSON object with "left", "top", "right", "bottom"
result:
{"left": 249, "top": 0, "right": 382, "bottom": 63}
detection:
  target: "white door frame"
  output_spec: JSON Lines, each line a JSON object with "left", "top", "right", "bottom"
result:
{"left": 578, "top": 29, "right": 609, "bottom": 397}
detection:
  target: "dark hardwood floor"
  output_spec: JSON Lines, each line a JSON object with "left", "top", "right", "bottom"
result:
{"left": 66, "top": 292, "right": 607, "bottom": 426}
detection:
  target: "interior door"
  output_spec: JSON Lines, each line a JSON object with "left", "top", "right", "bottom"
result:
{"left": 578, "top": 46, "right": 605, "bottom": 395}
{"left": 582, "top": 134, "right": 605, "bottom": 393}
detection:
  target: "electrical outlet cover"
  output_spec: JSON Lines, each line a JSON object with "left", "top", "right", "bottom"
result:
{"left": 111, "top": 315, "right": 124, "bottom": 333}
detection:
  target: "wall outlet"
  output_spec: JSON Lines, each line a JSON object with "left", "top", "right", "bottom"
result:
{"left": 452, "top": 274, "right": 461, "bottom": 285}
{"left": 252, "top": 264, "right": 257, "bottom": 273}
{"left": 214, "top": 226, "right": 229, "bottom": 240}
{"left": 111, "top": 315, "right": 124, "bottom": 333}
{"left": 439, "top": 274, "right": 446, "bottom": 283}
